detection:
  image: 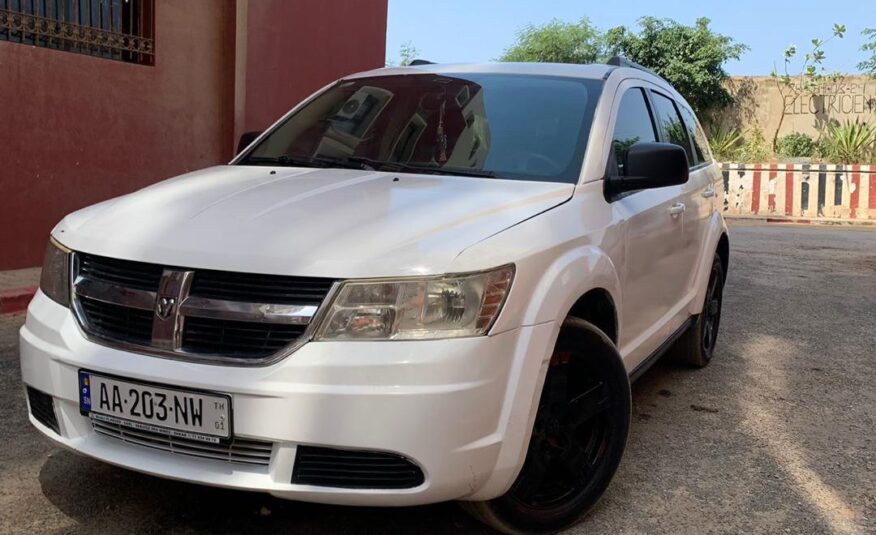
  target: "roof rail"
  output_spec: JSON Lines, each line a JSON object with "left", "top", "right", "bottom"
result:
{"left": 408, "top": 59, "right": 435, "bottom": 66}
{"left": 606, "top": 56, "right": 662, "bottom": 79}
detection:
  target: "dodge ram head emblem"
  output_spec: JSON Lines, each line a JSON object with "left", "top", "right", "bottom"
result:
{"left": 155, "top": 297, "right": 177, "bottom": 320}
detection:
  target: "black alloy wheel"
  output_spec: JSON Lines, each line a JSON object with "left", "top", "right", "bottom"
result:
{"left": 673, "top": 253, "right": 725, "bottom": 368}
{"left": 462, "top": 318, "right": 631, "bottom": 534}
{"left": 701, "top": 259, "right": 724, "bottom": 357}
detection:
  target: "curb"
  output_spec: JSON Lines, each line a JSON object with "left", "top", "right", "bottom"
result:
{"left": 0, "top": 286, "right": 37, "bottom": 315}
{"left": 725, "top": 215, "right": 876, "bottom": 227}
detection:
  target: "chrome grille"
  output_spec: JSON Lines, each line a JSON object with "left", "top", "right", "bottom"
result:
{"left": 71, "top": 252, "right": 336, "bottom": 364}
{"left": 92, "top": 417, "right": 273, "bottom": 466}
{"left": 190, "top": 270, "right": 334, "bottom": 306}
{"left": 182, "top": 316, "right": 308, "bottom": 358}
{"left": 79, "top": 295, "right": 154, "bottom": 345}
{"left": 79, "top": 253, "right": 163, "bottom": 291}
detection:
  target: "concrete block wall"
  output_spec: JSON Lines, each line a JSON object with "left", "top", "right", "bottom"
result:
{"left": 721, "top": 163, "right": 876, "bottom": 221}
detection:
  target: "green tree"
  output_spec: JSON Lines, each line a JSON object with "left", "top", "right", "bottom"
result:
{"left": 498, "top": 18, "right": 605, "bottom": 64}
{"left": 386, "top": 41, "right": 420, "bottom": 67}
{"left": 604, "top": 17, "right": 747, "bottom": 115}
{"left": 399, "top": 41, "right": 420, "bottom": 66}
{"left": 770, "top": 24, "right": 845, "bottom": 149}
{"left": 860, "top": 28, "right": 876, "bottom": 77}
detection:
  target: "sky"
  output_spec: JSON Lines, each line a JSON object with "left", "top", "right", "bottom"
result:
{"left": 386, "top": 0, "right": 873, "bottom": 76}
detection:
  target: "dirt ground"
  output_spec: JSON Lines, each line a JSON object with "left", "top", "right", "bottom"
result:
{"left": 1, "top": 221, "right": 873, "bottom": 534}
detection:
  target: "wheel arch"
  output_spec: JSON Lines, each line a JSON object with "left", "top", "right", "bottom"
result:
{"left": 465, "top": 316, "right": 630, "bottom": 507}
{"left": 717, "top": 231, "right": 730, "bottom": 277}
{"left": 467, "top": 246, "right": 622, "bottom": 501}
{"left": 567, "top": 288, "right": 618, "bottom": 344}
{"left": 514, "top": 245, "right": 622, "bottom": 334}
{"left": 689, "top": 213, "right": 729, "bottom": 316}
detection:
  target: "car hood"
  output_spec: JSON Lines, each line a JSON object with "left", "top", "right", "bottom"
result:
{"left": 56, "top": 165, "right": 573, "bottom": 278}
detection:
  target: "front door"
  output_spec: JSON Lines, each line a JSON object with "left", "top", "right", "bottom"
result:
{"left": 607, "top": 86, "right": 685, "bottom": 367}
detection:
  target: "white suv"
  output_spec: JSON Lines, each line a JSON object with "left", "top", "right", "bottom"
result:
{"left": 21, "top": 59, "right": 728, "bottom": 534}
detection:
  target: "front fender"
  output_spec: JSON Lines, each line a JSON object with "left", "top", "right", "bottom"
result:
{"left": 465, "top": 245, "right": 623, "bottom": 500}
{"left": 448, "top": 190, "right": 624, "bottom": 500}
{"left": 519, "top": 245, "right": 622, "bottom": 329}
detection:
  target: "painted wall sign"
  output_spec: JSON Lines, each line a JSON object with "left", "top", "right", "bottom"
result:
{"left": 783, "top": 82, "right": 876, "bottom": 115}
{"left": 711, "top": 76, "right": 876, "bottom": 141}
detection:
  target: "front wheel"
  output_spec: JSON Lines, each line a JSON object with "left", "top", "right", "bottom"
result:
{"left": 461, "top": 318, "right": 631, "bottom": 534}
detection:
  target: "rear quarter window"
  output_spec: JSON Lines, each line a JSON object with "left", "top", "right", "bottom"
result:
{"left": 678, "top": 105, "right": 712, "bottom": 166}
{"left": 649, "top": 92, "right": 695, "bottom": 168}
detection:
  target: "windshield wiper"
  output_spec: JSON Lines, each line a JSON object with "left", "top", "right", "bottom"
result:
{"left": 241, "top": 155, "right": 332, "bottom": 168}
{"left": 393, "top": 163, "right": 498, "bottom": 178}
{"left": 243, "top": 154, "right": 378, "bottom": 171}
{"left": 310, "top": 155, "right": 380, "bottom": 171}
{"left": 243, "top": 154, "right": 498, "bottom": 178}
{"left": 335, "top": 157, "right": 498, "bottom": 178}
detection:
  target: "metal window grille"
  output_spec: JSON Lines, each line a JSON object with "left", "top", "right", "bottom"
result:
{"left": 0, "top": 0, "right": 154, "bottom": 65}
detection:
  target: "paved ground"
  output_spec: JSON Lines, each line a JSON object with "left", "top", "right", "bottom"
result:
{"left": 0, "top": 222, "right": 873, "bottom": 534}
{"left": 0, "top": 267, "right": 40, "bottom": 292}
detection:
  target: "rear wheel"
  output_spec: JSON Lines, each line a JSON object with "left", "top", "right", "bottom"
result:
{"left": 462, "top": 318, "right": 631, "bottom": 534}
{"left": 673, "top": 254, "right": 725, "bottom": 368}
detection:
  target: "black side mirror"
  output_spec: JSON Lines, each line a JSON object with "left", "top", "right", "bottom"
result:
{"left": 236, "top": 131, "right": 262, "bottom": 155}
{"left": 606, "top": 142, "right": 689, "bottom": 198}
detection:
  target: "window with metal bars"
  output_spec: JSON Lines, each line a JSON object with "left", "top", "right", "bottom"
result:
{"left": 0, "top": 0, "right": 154, "bottom": 65}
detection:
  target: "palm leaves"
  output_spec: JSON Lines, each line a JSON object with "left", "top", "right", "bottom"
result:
{"left": 706, "top": 121, "right": 876, "bottom": 164}
{"left": 821, "top": 119, "right": 876, "bottom": 164}
{"left": 707, "top": 125, "right": 743, "bottom": 161}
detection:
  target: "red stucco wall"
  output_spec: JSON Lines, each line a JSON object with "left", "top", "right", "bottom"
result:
{"left": 241, "top": 0, "right": 388, "bottom": 132}
{"left": 0, "top": 0, "right": 388, "bottom": 270}
{"left": 0, "top": 1, "right": 236, "bottom": 269}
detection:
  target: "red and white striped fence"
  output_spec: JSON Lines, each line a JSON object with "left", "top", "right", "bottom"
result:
{"left": 721, "top": 163, "right": 876, "bottom": 221}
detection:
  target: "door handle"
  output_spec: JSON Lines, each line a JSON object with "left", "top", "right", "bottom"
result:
{"left": 668, "top": 202, "right": 686, "bottom": 216}
{"left": 702, "top": 187, "right": 717, "bottom": 198}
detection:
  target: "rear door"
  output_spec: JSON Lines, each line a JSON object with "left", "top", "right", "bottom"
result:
{"left": 608, "top": 85, "right": 683, "bottom": 365}
{"left": 647, "top": 91, "right": 708, "bottom": 331}
{"left": 677, "top": 102, "right": 720, "bottom": 293}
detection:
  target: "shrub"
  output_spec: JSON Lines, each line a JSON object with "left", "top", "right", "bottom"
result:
{"left": 776, "top": 133, "right": 816, "bottom": 158}
{"left": 707, "top": 125, "right": 743, "bottom": 161}
{"left": 821, "top": 119, "right": 876, "bottom": 163}
{"left": 815, "top": 137, "right": 835, "bottom": 161}
{"left": 737, "top": 127, "right": 772, "bottom": 163}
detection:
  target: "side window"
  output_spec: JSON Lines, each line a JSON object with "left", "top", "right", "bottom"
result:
{"left": 610, "top": 88, "right": 657, "bottom": 176}
{"left": 678, "top": 105, "right": 711, "bottom": 165}
{"left": 650, "top": 92, "right": 695, "bottom": 167}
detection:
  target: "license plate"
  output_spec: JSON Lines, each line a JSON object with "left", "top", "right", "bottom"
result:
{"left": 79, "top": 371, "right": 231, "bottom": 443}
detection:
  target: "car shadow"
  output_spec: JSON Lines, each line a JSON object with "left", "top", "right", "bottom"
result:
{"left": 37, "top": 450, "right": 491, "bottom": 534}
{"left": 33, "top": 349, "right": 698, "bottom": 534}
{"left": 35, "top": 360, "right": 686, "bottom": 535}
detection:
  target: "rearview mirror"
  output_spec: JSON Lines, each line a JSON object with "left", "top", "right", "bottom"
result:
{"left": 236, "top": 131, "right": 262, "bottom": 155}
{"left": 606, "top": 142, "right": 689, "bottom": 198}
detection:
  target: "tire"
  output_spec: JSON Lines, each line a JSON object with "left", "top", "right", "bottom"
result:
{"left": 462, "top": 318, "right": 631, "bottom": 535}
{"left": 673, "top": 254, "right": 725, "bottom": 368}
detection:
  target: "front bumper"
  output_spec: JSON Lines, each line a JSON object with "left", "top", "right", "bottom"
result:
{"left": 20, "top": 290, "right": 558, "bottom": 505}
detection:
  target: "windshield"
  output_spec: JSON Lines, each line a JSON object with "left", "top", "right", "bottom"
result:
{"left": 238, "top": 73, "right": 604, "bottom": 183}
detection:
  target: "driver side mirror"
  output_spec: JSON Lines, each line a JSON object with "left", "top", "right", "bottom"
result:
{"left": 236, "top": 131, "right": 262, "bottom": 155}
{"left": 605, "top": 142, "right": 689, "bottom": 198}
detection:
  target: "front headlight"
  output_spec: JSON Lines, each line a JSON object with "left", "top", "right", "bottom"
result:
{"left": 39, "top": 237, "right": 71, "bottom": 307}
{"left": 315, "top": 265, "right": 514, "bottom": 341}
